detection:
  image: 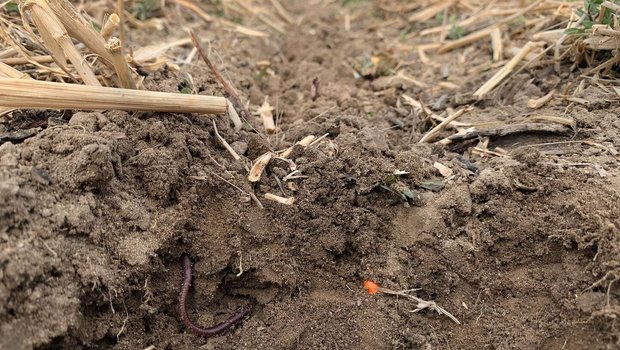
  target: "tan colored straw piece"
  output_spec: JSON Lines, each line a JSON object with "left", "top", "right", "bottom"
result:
{"left": 0, "top": 77, "right": 227, "bottom": 114}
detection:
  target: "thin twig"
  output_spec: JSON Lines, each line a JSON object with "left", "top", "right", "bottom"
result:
{"left": 378, "top": 287, "right": 461, "bottom": 325}
{"left": 189, "top": 30, "right": 252, "bottom": 123}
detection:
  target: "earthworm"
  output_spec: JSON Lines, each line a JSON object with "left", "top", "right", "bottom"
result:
{"left": 178, "top": 254, "right": 251, "bottom": 337}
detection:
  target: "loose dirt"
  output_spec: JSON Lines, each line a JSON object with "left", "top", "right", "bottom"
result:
{"left": 1, "top": 1, "right": 619, "bottom": 349}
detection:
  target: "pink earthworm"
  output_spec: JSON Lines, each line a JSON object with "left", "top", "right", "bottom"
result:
{"left": 179, "top": 254, "right": 251, "bottom": 337}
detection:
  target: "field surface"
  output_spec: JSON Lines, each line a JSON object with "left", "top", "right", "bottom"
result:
{"left": 0, "top": 1, "right": 619, "bottom": 349}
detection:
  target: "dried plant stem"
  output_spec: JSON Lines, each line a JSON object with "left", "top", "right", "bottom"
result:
{"left": 2, "top": 56, "right": 55, "bottom": 65}
{"left": 474, "top": 41, "right": 539, "bottom": 98}
{"left": 41, "top": 0, "right": 138, "bottom": 88}
{"left": 22, "top": 0, "right": 100, "bottom": 86}
{"left": 376, "top": 287, "right": 461, "bottom": 325}
{"left": 101, "top": 14, "right": 120, "bottom": 41}
{"left": 438, "top": 0, "right": 543, "bottom": 53}
{"left": 0, "top": 62, "right": 32, "bottom": 79}
{"left": 409, "top": 0, "right": 456, "bottom": 22}
{"left": 264, "top": 193, "right": 295, "bottom": 205}
{"left": 232, "top": 0, "right": 286, "bottom": 34}
{"left": 279, "top": 135, "right": 316, "bottom": 158}
{"left": 106, "top": 37, "right": 136, "bottom": 89}
{"left": 0, "top": 62, "right": 33, "bottom": 114}
{"left": 0, "top": 77, "right": 227, "bottom": 114}
{"left": 173, "top": 0, "right": 267, "bottom": 37}
{"left": 45, "top": 0, "right": 114, "bottom": 64}
{"left": 269, "top": 0, "right": 294, "bottom": 24}
{"left": 258, "top": 98, "right": 276, "bottom": 134}
{"left": 212, "top": 120, "right": 245, "bottom": 166}
{"left": 439, "top": 26, "right": 495, "bottom": 54}
{"left": 117, "top": 0, "right": 126, "bottom": 53}
{"left": 526, "top": 140, "right": 613, "bottom": 154}
{"left": 226, "top": 99, "right": 243, "bottom": 131}
{"left": 189, "top": 30, "right": 252, "bottom": 123}
{"left": 0, "top": 48, "right": 17, "bottom": 59}
{"left": 420, "top": 107, "right": 470, "bottom": 143}
{"left": 490, "top": 28, "right": 503, "bottom": 62}
{"left": 527, "top": 90, "right": 555, "bottom": 109}
{"left": 532, "top": 29, "right": 564, "bottom": 43}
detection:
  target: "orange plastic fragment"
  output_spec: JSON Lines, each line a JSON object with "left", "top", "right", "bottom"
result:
{"left": 363, "top": 280, "right": 380, "bottom": 295}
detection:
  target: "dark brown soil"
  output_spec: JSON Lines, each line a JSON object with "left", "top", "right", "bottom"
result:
{"left": 1, "top": 1, "right": 619, "bottom": 350}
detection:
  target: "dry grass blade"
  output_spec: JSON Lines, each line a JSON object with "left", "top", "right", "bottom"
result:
{"left": 474, "top": 41, "right": 540, "bottom": 98}
{"left": 409, "top": 0, "right": 456, "bottom": 22}
{"left": 438, "top": 0, "right": 544, "bottom": 53}
{"left": 21, "top": 0, "right": 100, "bottom": 86}
{"left": 269, "top": 0, "right": 294, "bottom": 24}
{"left": 44, "top": 0, "right": 114, "bottom": 64}
{"left": 0, "top": 77, "right": 227, "bottom": 113}
{"left": 212, "top": 120, "right": 242, "bottom": 161}
{"left": 132, "top": 38, "right": 192, "bottom": 63}
{"left": 420, "top": 107, "right": 471, "bottom": 143}
{"left": 173, "top": 0, "right": 268, "bottom": 37}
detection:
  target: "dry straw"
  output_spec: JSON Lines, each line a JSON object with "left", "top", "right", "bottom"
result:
{"left": 21, "top": 0, "right": 100, "bottom": 86}
{"left": 0, "top": 77, "right": 227, "bottom": 114}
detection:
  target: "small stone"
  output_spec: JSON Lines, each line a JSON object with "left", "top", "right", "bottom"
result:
{"left": 231, "top": 141, "right": 248, "bottom": 156}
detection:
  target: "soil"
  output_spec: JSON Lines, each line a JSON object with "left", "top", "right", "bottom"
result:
{"left": 1, "top": 1, "right": 620, "bottom": 349}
